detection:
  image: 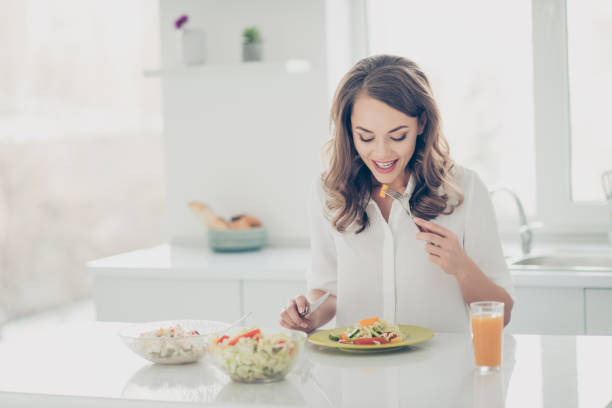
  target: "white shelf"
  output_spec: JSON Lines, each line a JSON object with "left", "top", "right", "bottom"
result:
{"left": 144, "top": 59, "right": 312, "bottom": 77}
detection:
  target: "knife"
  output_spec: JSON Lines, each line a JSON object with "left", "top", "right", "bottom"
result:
{"left": 299, "top": 291, "right": 330, "bottom": 318}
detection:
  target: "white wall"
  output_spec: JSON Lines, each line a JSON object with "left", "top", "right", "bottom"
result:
{"left": 157, "top": 0, "right": 364, "bottom": 246}
{"left": 158, "top": 0, "right": 348, "bottom": 246}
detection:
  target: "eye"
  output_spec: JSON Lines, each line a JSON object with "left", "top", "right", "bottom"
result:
{"left": 359, "top": 135, "right": 374, "bottom": 143}
{"left": 391, "top": 133, "right": 407, "bottom": 142}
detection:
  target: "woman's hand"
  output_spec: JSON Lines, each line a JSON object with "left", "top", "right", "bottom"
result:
{"left": 414, "top": 217, "right": 514, "bottom": 326}
{"left": 414, "top": 217, "right": 476, "bottom": 278}
{"left": 280, "top": 290, "right": 337, "bottom": 333}
{"left": 279, "top": 295, "right": 317, "bottom": 332}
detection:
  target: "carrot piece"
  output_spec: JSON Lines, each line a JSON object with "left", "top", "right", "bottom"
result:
{"left": 379, "top": 184, "right": 389, "bottom": 198}
{"left": 340, "top": 332, "right": 349, "bottom": 342}
{"left": 360, "top": 317, "right": 380, "bottom": 327}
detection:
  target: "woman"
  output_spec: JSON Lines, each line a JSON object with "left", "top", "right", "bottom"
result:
{"left": 280, "top": 55, "right": 514, "bottom": 333}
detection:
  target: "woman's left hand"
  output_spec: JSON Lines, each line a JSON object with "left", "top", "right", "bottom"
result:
{"left": 413, "top": 217, "right": 474, "bottom": 277}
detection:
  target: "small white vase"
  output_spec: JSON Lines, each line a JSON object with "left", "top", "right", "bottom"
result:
{"left": 177, "top": 28, "right": 206, "bottom": 65}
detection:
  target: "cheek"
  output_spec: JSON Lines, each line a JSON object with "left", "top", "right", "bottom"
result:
{"left": 353, "top": 141, "right": 371, "bottom": 159}
{"left": 397, "top": 140, "right": 417, "bottom": 159}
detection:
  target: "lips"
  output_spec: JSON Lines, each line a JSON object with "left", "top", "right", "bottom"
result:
{"left": 373, "top": 160, "right": 397, "bottom": 169}
{"left": 372, "top": 159, "right": 398, "bottom": 173}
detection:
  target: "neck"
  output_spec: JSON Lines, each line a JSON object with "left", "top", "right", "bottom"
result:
{"left": 371, "top": 168, "right": 411, "bottom": 195}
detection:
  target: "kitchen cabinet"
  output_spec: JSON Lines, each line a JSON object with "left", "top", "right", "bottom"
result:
{"left": 243, "top": 280, "right": 306, "bottom": 327}
{"left": 90, "top": 244, "right": 612, "bottom": 335}
{"left": 93, "top": 275, "right": 312, "bottom": 325}
{"left": 585, "top": 288, "right": 612, "bottom": 335}
{"left": 88, "top": 245, "right": 310, "bottom": 324}
{"left": 505, "top": 287, "right": 585, "bottom": 335}
{"left": 93, "top": 276, "right": 241, "bottom": 323}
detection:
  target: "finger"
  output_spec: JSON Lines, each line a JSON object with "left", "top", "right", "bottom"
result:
{"left": 413, "top": 217, "right": 449, "bottom": 237}
{"left": 286, "top": 301, "right": 308, "bottom": 329}
{"left": 280, "top": 319, "right": 298, "bottom": 331}
{"left": 295, "top": 296, "right": 310, "bottom": 316}
{"left": 425, "top": 242, "right": 445, "bottom": 256}
{"left": 428, "top": 254, "right": 442, "bottom": 266}
{"left": 415, "top": 232, "right": 445, "bottom": 247}
{"left": 280, "top": 310, "right": 301, "bottom": 330}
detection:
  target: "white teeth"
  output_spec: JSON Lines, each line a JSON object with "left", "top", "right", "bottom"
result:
{"left": 375, "top": 160, "right": 396, "bottom": 169}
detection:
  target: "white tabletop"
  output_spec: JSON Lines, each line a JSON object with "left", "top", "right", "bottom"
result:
{"left": 1, "top": 322, "right": 612, "bottom": 407}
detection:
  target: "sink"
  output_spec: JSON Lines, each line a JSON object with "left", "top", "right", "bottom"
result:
{"left": 509, "top": 253, "right": 612, "bottom": 272}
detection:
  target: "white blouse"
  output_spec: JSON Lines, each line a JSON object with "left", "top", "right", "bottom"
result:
{"left": 306, "top": 165, "right": 514, "bottom": 333}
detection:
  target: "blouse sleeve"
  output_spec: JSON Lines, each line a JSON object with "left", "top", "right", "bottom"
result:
{"left": 463, "top": 171, "right": 515, "bottom": 300}
{"left": 305, "top": 176, "right": 338, "bottom": 296}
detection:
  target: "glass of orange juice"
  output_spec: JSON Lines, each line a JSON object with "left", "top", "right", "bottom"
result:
{"left": 470, "top": 301, "right": 504, "bottom": 373}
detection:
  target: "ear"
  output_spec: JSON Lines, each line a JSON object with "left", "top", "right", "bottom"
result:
{"left": 418, "top": 112, "right": 427, "bottom": 135}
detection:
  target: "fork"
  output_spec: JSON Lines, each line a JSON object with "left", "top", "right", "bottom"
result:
{"left": 602, "top": 170, "right": 612, "bottom": 201}
{"left": 211, "top": 311, "right": 253, "bottom": 337}
{"left": 382, "top": 185, "right": 415, "bottom": 218}
{"left": 381, "top": 184, "right": 423, "bottom": 229}
{"left": 298, "top": 291, "right": 330, "bottom": 318}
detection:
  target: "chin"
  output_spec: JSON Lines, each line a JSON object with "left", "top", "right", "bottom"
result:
{"left": 370, "top": 171, "right": 397, "bottom": 184}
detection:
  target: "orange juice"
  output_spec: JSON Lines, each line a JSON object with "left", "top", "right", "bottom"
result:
{"left": 471, "top": 313, "right": 503, "bottom": 367}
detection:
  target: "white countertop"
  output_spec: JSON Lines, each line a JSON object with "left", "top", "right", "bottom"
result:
{"left": 1, "top": 322, "right": 611, "bottom": 407}
{"left": 87, "top": 245, "right": 310, "bottom": 281}
{"left": 88, "top": 242, "right": 612, "bottom": 288}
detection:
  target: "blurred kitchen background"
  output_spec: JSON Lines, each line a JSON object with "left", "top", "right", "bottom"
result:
{"left": 0, "top": 0, "right": 611, "bottom": 336}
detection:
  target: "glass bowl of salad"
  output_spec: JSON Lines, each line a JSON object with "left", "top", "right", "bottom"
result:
{"left": 208, "top": 326, "right": 306, "bottom": 383}
{"left": 119, "top": 319, "right": 230, "bottom": 365}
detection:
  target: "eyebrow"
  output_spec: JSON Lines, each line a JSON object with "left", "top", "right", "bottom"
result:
{"left": 355, "top": 125, "right": 409, "bottom": 134}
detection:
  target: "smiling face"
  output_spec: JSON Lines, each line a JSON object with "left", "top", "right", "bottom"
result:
{"left": 351, "top": 94, "right": 426, "bottom": 193}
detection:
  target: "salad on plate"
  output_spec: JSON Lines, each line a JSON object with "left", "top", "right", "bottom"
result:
{"left": 328, "top": 317, "right": 404, "bottom": 345}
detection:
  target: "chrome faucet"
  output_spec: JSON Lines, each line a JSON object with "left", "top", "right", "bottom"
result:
{"left": 489, "top": 186, "right": 541, "bottom": 256}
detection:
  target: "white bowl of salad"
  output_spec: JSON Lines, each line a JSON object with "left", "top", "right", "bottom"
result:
{"left": 209, "top": 326, "right": 306, "bottom": 383}
{"left": 119, "top": 320, "right": 230, "bottom": 365}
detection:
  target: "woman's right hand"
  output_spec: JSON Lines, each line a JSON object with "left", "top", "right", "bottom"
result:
{"left": 279, "top": 295, "right": 316, "bottom": 332}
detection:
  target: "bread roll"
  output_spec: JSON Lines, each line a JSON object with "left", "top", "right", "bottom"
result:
{"left": 229, "top": 217, "right": 252, "bottom": 230}
{"left": 242, "top": 215, "right": 262, "bottom": 227}
{"left": 188, "top": 202, "right": 229, "bottom": 230}
{"left": 229, "top": 214, "right": 263, "bottom": 229}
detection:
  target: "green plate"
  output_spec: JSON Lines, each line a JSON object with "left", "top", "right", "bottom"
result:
{"left": 308, "top": 324, "right": 434, "bottom": 352}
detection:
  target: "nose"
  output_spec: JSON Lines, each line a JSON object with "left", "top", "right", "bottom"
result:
{"left": 372, "top": 138, "right": 393, "bottom": 158}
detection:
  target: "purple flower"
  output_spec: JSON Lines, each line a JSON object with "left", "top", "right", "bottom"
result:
{"left": 175, "top": 15, "right": 188, "bottom": 30}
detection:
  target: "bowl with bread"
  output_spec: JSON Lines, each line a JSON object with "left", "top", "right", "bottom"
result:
{"left": 189, "top": 202, "right": 267, "bottom": 252}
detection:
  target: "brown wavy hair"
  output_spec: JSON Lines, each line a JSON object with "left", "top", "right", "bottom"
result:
{"left": 322, "top": 55, "right": 464, "bottom": 234}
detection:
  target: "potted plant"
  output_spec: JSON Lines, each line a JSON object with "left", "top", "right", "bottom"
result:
{"left": 242, "top": 26, "right": 263, "bottom": 62}
{"left": 175, "top": 14, "right": 206, "bottom": 65}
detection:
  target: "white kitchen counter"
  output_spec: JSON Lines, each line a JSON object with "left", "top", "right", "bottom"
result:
{"left": 87, "top": 242, "right": 612, "bottom": 334}
{"left": 1, "top": 322, "right": 611, "bottom": 407}
{"left": 88, "top": 242, "right": 612, "bottom": 287}
{"left": 88, "top": 244, "right": 310, "bottom": 281}
{"left": 87, "top": 243, "right": 612, "bottom": 288}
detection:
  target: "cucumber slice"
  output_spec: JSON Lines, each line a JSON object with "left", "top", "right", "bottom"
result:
{"left": 348, "top": 328, "right": 360, "bottom": 339}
